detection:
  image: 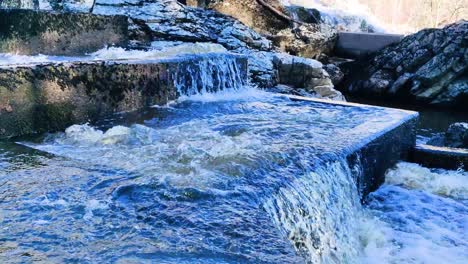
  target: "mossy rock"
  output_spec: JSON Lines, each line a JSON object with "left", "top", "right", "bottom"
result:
{"left": 0, "top": 9, "right": 128, "bottom": 55}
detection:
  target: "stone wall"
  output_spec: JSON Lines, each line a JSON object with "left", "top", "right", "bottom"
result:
{"left": 0, "top": 9, "right": 128, "bottom": 55}
{"left": 0, "top": 54, "right": 248, "bottom": 138}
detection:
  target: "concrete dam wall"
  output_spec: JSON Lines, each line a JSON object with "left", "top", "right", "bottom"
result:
{"left": 335, "top": 32, "right": 405, "bottom": 58}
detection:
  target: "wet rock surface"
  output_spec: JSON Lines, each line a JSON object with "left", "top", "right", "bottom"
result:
{"left": 341, "top": 21, "right": 467, "bottom": 109}
{"left": 428, "top": 122, "right": 468, "bottom": 149}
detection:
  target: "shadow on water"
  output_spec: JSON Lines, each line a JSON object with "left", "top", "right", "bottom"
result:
{"left": 346, "top": 96, "right": 468, "bottom": 142}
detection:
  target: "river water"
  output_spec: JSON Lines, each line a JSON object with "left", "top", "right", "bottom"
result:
{"left": 1, "top": 47, "right": 467, "bottom": 263}
{"left": 1, "top": 86, "right": 466, "bottom": 263}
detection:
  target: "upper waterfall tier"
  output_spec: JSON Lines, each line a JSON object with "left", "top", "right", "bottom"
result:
{"left": 0, "top": 51, "right": 248, "bottom": 138}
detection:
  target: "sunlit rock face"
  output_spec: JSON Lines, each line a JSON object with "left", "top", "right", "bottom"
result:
{"left": 341, "top": 21, "right": 467, "bottom": 109}
{"left": 274, "top": 53, "right": 345, "bottom": 100}
{"left": 272, "top": 23, "right": 337, "bottom": 59}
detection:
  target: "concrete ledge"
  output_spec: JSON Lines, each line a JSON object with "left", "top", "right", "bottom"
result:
{"left": 348, "top": 117, "right": 417, "bottom": 197}
{"left": 0, "top": 9, "right": 128, "bottom": 55}
{"left": 335, "top": 32, "right": 404, "bottom": 59}
{"left": 411, "top": 144, "right": 468, "bottom": 170}
{"left": 285, "top": 94, "right": 418, "bottom": 197}
{"left": 0, "top": 53, "right": 248, "bottom": 139}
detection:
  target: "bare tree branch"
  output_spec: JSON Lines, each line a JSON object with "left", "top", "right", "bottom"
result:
{"left": 255, "top": 0, "right": 303, "bottom": 25}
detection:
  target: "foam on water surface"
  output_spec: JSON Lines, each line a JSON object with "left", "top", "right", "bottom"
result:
{"left": 0, "top": 43, "right": 228, "bottom": 66}
{"left": 360, "top": 163, "right": 468, "bottom": 264}
{"left": 0, "top": 86, "right": 417, "bottom": 263}
{"left": 1, "top": 53, "right": 461, "bottom": 262}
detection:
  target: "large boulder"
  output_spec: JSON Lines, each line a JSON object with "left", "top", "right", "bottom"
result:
{"left": 192, "top": 0, "right": 290, "bottom": 35}
{"left": 272, "top": 24, "right": 337, "bottom": 59}
{"left": 184, "top": 0, "right": 337, "bottom": 59}
{"left": 274, "top": 53, "right": 345, "bottom": 100}
{"left": 341, "top": 21, "right": 467, "bottom": 109}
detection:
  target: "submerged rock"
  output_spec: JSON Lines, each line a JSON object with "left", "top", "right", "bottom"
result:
{"left": 341, "top": 21, "right": 467, "bottom": 109}
{"left": 427, "top": 122, "right": 468, "bottom": 149}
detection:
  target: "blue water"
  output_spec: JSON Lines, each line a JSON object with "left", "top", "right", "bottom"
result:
{"left": 0, "top": 88, "right": 422, "bottom": 263}
{"left": 363, "top": 162, "right": 468, "bottom": 264}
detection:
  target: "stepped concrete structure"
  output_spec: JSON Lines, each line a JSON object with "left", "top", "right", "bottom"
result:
{"left": 0, "top": 54, "right": 248, "bottom": 138}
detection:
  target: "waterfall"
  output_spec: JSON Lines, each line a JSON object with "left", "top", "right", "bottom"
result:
{"left": 264, "top": 158, "right": 364, "bottom": 263}
{"left": 173, "top": 54, "right": 248, "bottom": 96}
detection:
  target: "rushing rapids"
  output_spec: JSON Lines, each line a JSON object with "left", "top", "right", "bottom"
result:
{"left": 0, "top": 48, "right": 466, "bottom": 264}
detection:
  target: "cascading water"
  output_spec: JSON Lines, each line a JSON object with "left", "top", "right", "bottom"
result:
{"left": 0, "top": 47, "right": 466, "bottom": 264}
{"left": 264, "top": 159, "right": 364, "bottom": 263}
{"left": 172, "top": 54, "right": 247, "bottom": 97}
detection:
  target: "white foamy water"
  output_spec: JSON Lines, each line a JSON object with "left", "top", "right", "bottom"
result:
{"left": 385, "top": 162, "right": 468, "bottom": 200}
{"left": 90, "top": 43, "right": 227, "bottom": 61}
{"left": 264, "top": 160, "right": 364, "bottom": 263}
{"left": 281, "top": 0, "right": 386, "bottom": 33}
{"left": 0, "top": 53, "right": 77, "bottom": 66}
{"left": 0, "top": 43, "right": 228, "bottom": 66}
{"left": 361, "top": 162, "right": 468, "bottom": 264}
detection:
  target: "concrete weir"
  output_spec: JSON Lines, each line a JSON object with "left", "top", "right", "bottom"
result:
{"left": 335, "top": 32, "right": 404, "bottom": 59}
{"left": 288, "top": 96, "right": 418, "bottom": 197}
{"left": 0, "top": 54, "right": 248, "bottom": 139}
{"left": 412, "top": 144, "right": 468, "bottom": 170}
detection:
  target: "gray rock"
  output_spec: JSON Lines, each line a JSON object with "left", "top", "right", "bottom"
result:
{"left": 445, "top": 123, "right": 468, "bottom": 149}
{"left": 273, "top": 53, "right": 344, "bottom": 100}
{"left": 323, "top": 63, "right": 344, "bottom": 86}
{"left": 343, "top": 21, "right": 467, "bottom": 109}
{"left": 272, "top": 24, "right": 337, "bottom": 59}
{"left": 427, "top": 122, "right": 468, "bottom": 149}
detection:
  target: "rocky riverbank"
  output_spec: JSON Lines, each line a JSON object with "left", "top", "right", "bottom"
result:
{"left": 1, "top": 1, "right": 466, "bottom": 107}
{"left": 0, "top": 0, "right": 344, "bottom": 100}
{"left": 339, "top": 21, "right": 467, "bottom": 109}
